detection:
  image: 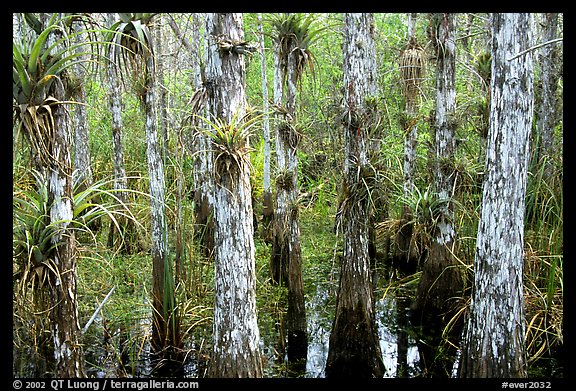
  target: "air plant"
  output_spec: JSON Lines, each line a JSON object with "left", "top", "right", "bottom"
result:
{"left": 267, "top": 13, "right": 328, "bottom": 89}
{"left": 105, "top": 13, "right": 156, "bottom": 99}
{"left": 13, "top": 13, "right": 98, "bottom": 167}
{"left": 13, "top": 169, "right": 145, "bottom": 289}
{"left": 195, "top": 109, "right": 264, "bottom": 178}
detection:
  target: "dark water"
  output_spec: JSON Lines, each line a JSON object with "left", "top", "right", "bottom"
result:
{"left": 79, "top": 263, "right": 427, "bottom": 379}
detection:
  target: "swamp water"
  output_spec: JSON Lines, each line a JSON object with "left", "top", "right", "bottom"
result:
{"left": 82, "top": 264, "right": 434, "bottom": 379}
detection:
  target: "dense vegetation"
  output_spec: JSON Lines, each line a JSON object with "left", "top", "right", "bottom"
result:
{"left": 13, "top": 13, "right": 563, "bottom": 378}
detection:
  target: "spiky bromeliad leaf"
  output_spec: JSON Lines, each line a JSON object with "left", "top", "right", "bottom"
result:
{"left": 106, "top": 13, "right": 154, "bottom": 84}
{"left": 194, "top": 109, "right": 264, "bottom": 176}
{"left": 267, "top": 13, "right": 329, "bottom": 88}
{"left": 13, "top": 14, "right": 107, "bottom": 169}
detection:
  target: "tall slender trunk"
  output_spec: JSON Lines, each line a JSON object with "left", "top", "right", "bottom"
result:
{"left": 143, "top": 41, "right": 179, "bottom": 360}
{"left": 71, "top": 21, "right": 93, "bottom": 194}
{"left": 270, "top": 14, "right": 308, "bottom": 365}
{"left": 413, "top": 13, "right": 462, "bottom": 318}
{"left": 258, "top": 13, "right": 273, "bottom": 244}
{"left": 394, "top": 12, "right": 420, "bottom": 271}
{"left": 106, "top": 12, "right": 134, "bottom": 254}
{"left": 411, "top": 13, "right": 463, "bottom": 377}
{"left": 48, "top": 65, "right": 86, "bottom": 379}
{"left": 536, "top": 13, "right": 561, "bottom": 180}
{"left": 192, "top": 13, "right": 216, "bottom": 257}
{"left": 205, "top": 13, "right": 263, "bottom": 378}
{"left": 459, "top": 13, "right": 534, "bottom": 378}
{"left": 326, "top": 13, "right": 384, "bottom": 378}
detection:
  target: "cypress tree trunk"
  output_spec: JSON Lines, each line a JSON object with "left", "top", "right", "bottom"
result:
{"left": 48, "top": 71, "right": 86, "bottom": 378}
{"left": 413, "top": 13, "right": 462, "bottom": 318}
{"left": 270, "top": 40, "right": 294, "bottom": 286}
{"left": 142, "top": 39, "right": 179, "bottom": 361}
{"left": 258, "top": 13, "right": 273, "bottom": 245}
{"left": 269, "top": 15, "right": 308, "bottom": 364}
{"left": 411, "top": 13, "right": 463, "bottom": 377}
{"left": 326, "top": 13, "right": 384, "bottom": 378}
{"left": 206, "top": 13, "right": 263, "bottom": 378}
{"left": 393, "top": 12, "right": 421, "bottom": 271}
{"left": 210, "top": 146, "right": 263, "bottom": 377}
{"left": 536, "top": 13, "right": 561, "bottom": 180}
{"left": 459, "top": 13, "right": 534, "bottom": 378}
{"left": 106, "top": 12, "right": 134, "bottom": 254}
{"left": 192, "top": 13, "right": 216, "bottom": 258}
{"left": 71, "top": 20, "right": 93, "bottom": 194}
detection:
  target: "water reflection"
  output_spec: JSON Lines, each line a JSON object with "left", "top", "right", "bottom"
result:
{"left": 80, "top": 266, "right": 442, "bottom": 378}
{"left": 300, "top": 269, "right": 421, "bottom": 378}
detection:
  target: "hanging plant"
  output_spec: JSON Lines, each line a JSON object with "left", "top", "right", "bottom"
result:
{"left": 13, "top": 13, "right": 97, "bottom": 167}
{"left": 267, "top": 13, "right": 329, "bottom": 89}
{"left": 399, "top": 37, "right": 427, "bottom": 106}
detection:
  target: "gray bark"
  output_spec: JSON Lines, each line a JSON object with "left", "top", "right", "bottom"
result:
{"left": 71, "top": 21, "right": 93, "bottom": 193}
{"left": 206, "top": 13, "right": 263, "bottom": 378}
{"left": 106, "top": 12, "right": 133, "bottom": 253}
{"left": 269, "top": 13, "right": 308, "bottom": 364}
{"left": 414, "top": 13, "right": 462, "bottom": 316}
{"left": 49, "top": 81, "right": 86, "bottom": 378}
{"left": 536, "top": 13, "right": 561, "bottom": 179}
{"left": 43, "top": 15, "right": 86, "bottom": 377}
{"left": 394, "top": 12, "right": 420, "bottom": 268}
{"left": 140, "top": 26, "right": 176, "bottom": 356}
{"left": 258, "top": 13, "right": 273, "bottom": 243}
{"left": 326, "top": 13, "right": 384, "bottom": 378}
{"left": 459, "top": 13, "right": 534, "bottom": 378}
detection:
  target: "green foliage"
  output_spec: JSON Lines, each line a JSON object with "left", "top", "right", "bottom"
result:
{"left": 196, "top": 109, "right": 264, "bottom": 175}
{"left": 13, "top": 13, "right": 100, "bottom": 167}
{"left": 266, "top": 13, "right": 333, "bottom": 88}
{"left": 12, "top": 12, "right": 563, "bottom": 378}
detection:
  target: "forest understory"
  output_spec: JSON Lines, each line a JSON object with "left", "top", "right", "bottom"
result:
{"left": 13, "top": 12, "right": 563, "bottom": 379}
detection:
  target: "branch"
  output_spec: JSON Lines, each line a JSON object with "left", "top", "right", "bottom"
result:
{"left": 82, "top": 286, "right": 116, "bottom": 334}
{"left": 166, "top": 14, "right": 196, "bottom": 58}
{"left": 507, "top": 37, "right": 563, "bottom": 61}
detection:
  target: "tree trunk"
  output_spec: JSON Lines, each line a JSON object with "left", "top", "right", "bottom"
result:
{"left": 459, "top": 13, "right": 534, "bottom": 378}
{"left": 258, "top": 13, "right": 273, "bottom": 245}
{"left": 71, "top": 21, "right": 93, "bottom": 195}
{"left": 106, "top": 12, "right": 134, "bottom": 254}
{"left": 270, "top": 39, "right": 292, "bottom": 286}
{"left": 191, "top": 13, "right": 216, "bottom": 258}
{"left": 143, "top": 41, "right": 179, "bottom": 360}
{"left": 48, "top": 69, "right": 86, "bottom": 379}
{"left": 536, "top": 13, "right": 561, "bottom": 180}
{"left": 270, "top": 14, "right": 308, "bottom": 365}
{"left": 326, "top": 13, "right": 384, "bottom": 378}
{"left": 210, "top": 151, "right": 263, "bottom": 378}
{"left": 413, "top": 13, "right": 462, "bottom": 319}
{"left": 393, "top": 12, "right": 420, "bottom": 271}
{"left": 205, "top": 13, "right": 263, "bottom": 378}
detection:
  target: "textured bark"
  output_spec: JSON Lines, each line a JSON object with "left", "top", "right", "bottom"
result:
{"left": 210, "top": 156, "right": 263, "bottom": 378}
{"left": 48, "top": 75, "right": 86, "bottom": 378}
{"left": 270, "top": 37, "right": 297, "bottom": 285}
{"left": 269, "top": 14, "right": 308, "bottom": 364}
{"left": 106, "top": 12, "right": 134, "bottom": 253}
{"left": 413, "top": 13, "right": 462, "bottom": 319}
{"left": 393, "top": 13, "right": 420, "bottom": 271}
{"left": 206, "top": 13, "right": 263, "bottom": 378}
{"left": 258, "top": 13, "right": 273, "bottom": 244}
{"left": 459, "top": 13, "right": 534, "bottom": 378}
{"left": 71, "top": 21, "right": 93, "bottom": 194}
{"left": 193, "top": 13, "right": 219, "bottom": 257}
{"left": 536, "top": 13, "right": 561, "bottom": 179}
{"left": 326, "top": 13, "right": 384, "bottom": 378}
{"left": 142, "top": 41, "right": 178, "bottom": 357}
